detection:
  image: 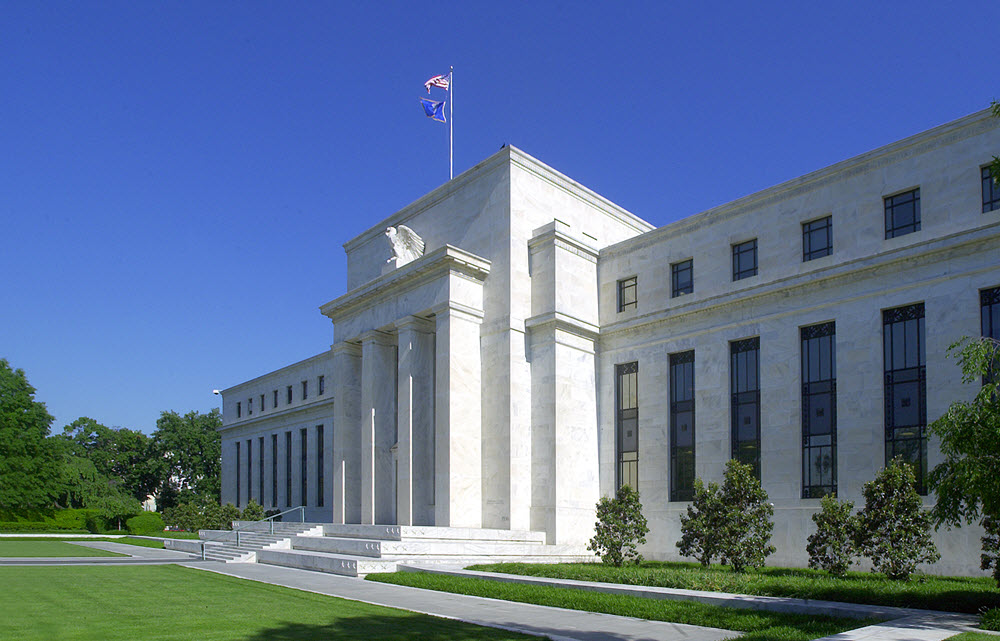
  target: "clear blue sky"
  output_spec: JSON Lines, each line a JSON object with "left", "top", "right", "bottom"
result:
{"left": 2, "top": 1, "right": 996, "bottom": 434}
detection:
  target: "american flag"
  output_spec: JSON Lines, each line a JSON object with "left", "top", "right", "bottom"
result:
{"left": 424, "top": 73, "right": 450, "bottom": 93}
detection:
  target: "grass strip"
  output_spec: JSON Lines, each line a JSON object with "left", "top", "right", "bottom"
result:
{"left": 469, "top": 562, "right": 1000, "bottom": 614}
{"left": 946, "top": 634, "right": 1000, "bottom": 641}
{"left": 0, "top": 540, "right": 124, "bottom": 558}
{"left": 0, "top": 564, "right": 537, "bottom": 641}
{"left": 367, "top": 571, "right": 879, "bottom": 641}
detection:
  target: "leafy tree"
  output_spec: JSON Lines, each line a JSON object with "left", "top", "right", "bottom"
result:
{"left": 928, "top": 337, "right": 1000, "bottom": 586}
{"left": 588, "top": 484, "right": 649, "bottom": 567}
{"left": 677, "top": 477, "right": 726, "bottom": 567}
{"left": 678, "top": 459, "right": 775, "bottom": 572}
{"left": 57, "top": 417, "right": 157, "bottom": 502}
{"left": 0, "top": 359, "right": 62, "bottom": 508}
{"left": 856, "top": 457, "right": 940, "bottom": 580}
{"left": 982, "top": 515, "right": 1000, "bottom": 587}
{"left": 241, "top": 499, "right": 266, "bottom": 522}
{"left": 807, "top": 494, "right": 857, "bottom": 576}
{"left": 152, "top": 409, "right": 222, "bottom": 508}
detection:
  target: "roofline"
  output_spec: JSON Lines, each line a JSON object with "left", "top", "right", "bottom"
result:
{"left": 220, "top": 350, "right": 332, "bottom": 395}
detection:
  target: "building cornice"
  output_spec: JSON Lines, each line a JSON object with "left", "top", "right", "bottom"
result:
{"left": 601, "top": 109, "right": 999, "bottom": 259}
{"left": 220, "top": 398, "right": 334, "bottom": 433}
{"left": 220, "top": 351, "right": 332, "bottom": 396}
{"left": 525, "top": 311, "right": 601, "bottom": 343}
{"left": 319, "top": 244, "right": 491, "bottom": 323}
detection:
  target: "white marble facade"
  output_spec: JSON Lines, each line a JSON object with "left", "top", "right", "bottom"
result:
{"left": 219, "top": 109, "right": 1000, "bottom": 574}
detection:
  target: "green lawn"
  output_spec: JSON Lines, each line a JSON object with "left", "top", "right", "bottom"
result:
{"left": 0, "top": 541, "right": 123, "bottom": 558}
{"left": 468, "top": 562, "right": 1000, "bottom": 614}
{"left": 367, "top": 572, "right": 880, "bottom": 641}
{"left": 946, "top": 634, "right": 1000, "bottom": 641}
{"left": 0, "top": 565, "right": 537, "bottom": 641}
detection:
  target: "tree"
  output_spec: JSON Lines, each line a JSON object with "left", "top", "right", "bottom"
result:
{"left": 677, "top": 477, "right": 726, "bottom": 567}
{"left": 928, "top": 337, "right": 1000, "bottom": 585}
{"left": 588, "top": 484, "right": 649, "bottom": 567}
{"left": 677, "top": 460, "right": 775, "bottom": 572}
{"left": 0, "top": 359, "right": 62, "bottom": 508}
{"left": 806, "top": 494, "right": 857, "bottom": 576}
{"left": 57, "top": 417, "right": 158, "bottom": 503}
{"left": 856, "top": 457, "right": 940, "bottom": 580}
{"left": 152, "top": 409, "right": 222, "bottom": 508}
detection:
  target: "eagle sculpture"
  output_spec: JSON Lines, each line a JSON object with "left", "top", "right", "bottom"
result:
{"left": 385, "top": 225, "right": 425, "bottom": 267}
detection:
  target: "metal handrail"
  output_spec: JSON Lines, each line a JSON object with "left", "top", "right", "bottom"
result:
{"left": 199, "top": 505, "right": 306, "bottom": 560}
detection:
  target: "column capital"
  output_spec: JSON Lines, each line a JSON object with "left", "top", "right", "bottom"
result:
{"left": 395, "top": 315, "right": 434, "bottom": 334}
{"left": 431, "top": 301, "right": 484, "bottom": 325}
{"left": 331, "top": 341, "right": 362, "bottom": 357}
{"left": 359, "top": 329, "right": 396, "bottom": 347}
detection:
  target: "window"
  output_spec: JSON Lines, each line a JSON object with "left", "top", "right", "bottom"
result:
{"left": 731, "top": 337, "right": 761, "bottom": 479}
{"left": 258, "top": 436, "right": 264, "bottom": 505}
{"left": 235, "top": 441, "right": 241, "bottom": 507}
{"left": 884, "top": 188, "right": 920, "bottom": 239}
{"left": 802, "top": 216, "right": 832, "bottom": 261}
{"left": 318, "top": 375, "right": 325, "bottom": 395}
{"left": 883, "top": 303, "right": 927, "bottom": 494}
{"left": 732, "top": 240, "right": 758, "bottom": 281}
{"left": 669, "top": 351, "right": 695, "bottom": 501}
{"left": 285, "top": 432, "right": 292, "bottom": 507}
{"left": 286, "top": 385, "right": 293, "bottom": 405}
{"left": 984, "top": 167, "right": 1000, "bottom": 213}
{"left": 246, "top": 439, "right": 253, "bottom": 504}
{"left": 248, "top": 397, "right": 253, "bottom": 415}
{"left": 236, "top": 401, "right": 241, "bottom": 418}
{"left": 802, "top": 322, "right": 837, "bottom": 498}
{"left": 671, "top": 260, "right": 693, "bottom": 298}
{"left": 301, "top": 380, "right": 308, "bottom": 401}
{"left": 273, "top": 390, "right": 278, "bottom": 409}
{"left": 300, "top": 427, "right": 308, "bottom": 507}
{"left": 615, "top": 362, "right": 639, "bottom": 489}
{"left": 618, "top": 277, "right": 637, "bottom": 312}
{"left": 260, "top": 394, "right": 265, "bottom": 413}
{"left": 316, "top": 425, "right": 325, "bottom": 507}
{"left": 271, "top": 434, "right": 278, "bottom": 508}
{"left": 983, "top": 287, "right": 1000, "bottom": 340}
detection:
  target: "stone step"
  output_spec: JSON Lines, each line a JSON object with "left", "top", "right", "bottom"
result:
{"left": 400, "top": 526, "right": 547, "bottom": 544}
{"left": 292, "top": 536, "right": 383, "bottom": 557}
{"left": 257, "top": 549, "right": 397, "bottom": 577}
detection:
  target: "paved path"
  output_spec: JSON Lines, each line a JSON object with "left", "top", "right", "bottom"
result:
{"left": 0, "top": 540, "right": 202, "bottom": 566}
{"left": 183, "top": 561, "right": 733, "bottom": 641}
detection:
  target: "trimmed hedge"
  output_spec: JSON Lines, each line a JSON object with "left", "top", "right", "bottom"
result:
{"left": 126, "top": 512, "right": 165, "bottom": 536}
{"left": 0, "top": 508, "right": 100, "bottom": 532}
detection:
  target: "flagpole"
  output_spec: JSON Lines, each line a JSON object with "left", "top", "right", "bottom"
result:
{"left": 449, "top": 66, "right": 453, "bottom": 180}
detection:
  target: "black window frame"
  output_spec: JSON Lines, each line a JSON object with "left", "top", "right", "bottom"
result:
{"left": 235, "top": 441, "right": 241, "bottom": 508}
{"left": 615, "top": 361, "right": 639, "bottom": 490}
{"left": 236, "top": 401, "right": 241, "bottom": 418}
{"left": 258, "top": 436, "right": 264, "bottom": 504}
{"left": 984, "top": 166, "right": 1000, "bottom": 213}
{"left": 273, "top": 389, "right": 278, "bottom": 409}
{"left": 732, "top": 239, "right": 758, "bottom": 281}
{"left": 669, "top": 351, "right": 695, "bottom": 502}
{"left": 983, "top": 286, "right": 1000, "bottom": 341}
{"left": 618, "top": 276, "right": 637, "bottom": 312}
{"left": 301, "top": 380, "right": 308, "bottom": 401}
{"left": 300, "top": 427, "right": 308, "bottom": 507}
{"left": 883, "top": 303, "right": 927, "bottom": 494}
{"left": 316, "top": 425, "right": 325, "bottom": 507}
{"left": 246, "top": 438, "right": 253, "bottom": 505}
{"left": 318, "top": 375, "right": 325, "bottom": 395}
{"left": 271, "top": 434, "right": 278, "bottom": 508}
{"left": 260, "top": 393, "right": 265, "bottom": 414}
{"left": 731, "top": 337, "right": 761, "bottom": 479}
{"left": 801, "top": 322, "right": 837, "bottom": 498}
{"left": 884, "top": 188, "right": 921, "bottom": 239}
{"left": 802, "top": 216, "right": 833, "bottom": 261}
{"left": 286, "top": 385, "right": 293, "bottom": 405}
{"left": 285, "top": 431, "right": 292, "bottom": 507}
{"left": 671, "top": 259, "right": 693, "bottom": 298}
{"left": 248, "top": 397, "right": 252, "bottom": 415}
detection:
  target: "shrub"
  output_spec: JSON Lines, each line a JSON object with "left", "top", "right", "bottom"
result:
{"left": 85, "top": 512, "right": 109, "bottom": 534}
{"left": 856, "top": 457, "right": 940, "bottom": 580}
{"left": 588, "top": 484, "right": 649, "bottom": 567}
{"left": 241, "top": 499, "right": 265, "bottom": 522}
{"left": 982, "top": 607, "right": 1000, "bottom": 631}
{"left": 126, "top": 511, "right": 165, "bottom": 536}
{"left": 677, "top": 460, "right": 775, "bottom": 572}
{"left": 219, "top": 503, "right": 241, "bottom": 530}
{"left": 677, "top": 478, "right": 726, "bottom": 567}
{"left": 982, "top": 515, "right": 1000, "bottom": 588}
{"left": 807, "top": 494, "right": 857, "bottom": 576}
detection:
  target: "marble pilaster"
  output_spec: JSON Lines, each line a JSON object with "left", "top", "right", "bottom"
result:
{"left": 395, "top": 316, "right": 435, "bottom": 526}
{"left": 332, "top": 341, "right": 362, "bottom": 523}
{"left": 360, "top": 330, "right": 397, "bottom": 524}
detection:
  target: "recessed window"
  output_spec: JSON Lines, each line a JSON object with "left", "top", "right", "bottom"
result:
{"left": 983, "top": 286, "right": 1000, "bottom": 341}
{"left": 316, "top": 425, "right": 324, "bottom": 507}
{"left": 301, "top": 380, "right": 308, "bottom": 400}
{"left": 615, "top": 361, "right": 639, "bottom": 490}
{"left": 235, "top": 441, "right": 241, "bottom": 507}
{"left": 236, "top": 401, "right": 241, "bottom": 418}
{"left": 983, "top": 166, "right": 1000, "bottom": 213}
{"left": 732, "top": 239, "right": 758, "bottom": 281}
{"left": 671, "top": 260, "right": 693, "bottom": 297}
{"left": 883, "top": 303, "right": 927, "bottom": 494}
{"left": 300, "top": 427, "right": 308, "bottom": 507}
{"left": 730, "top": 337, "right": 760, "bottom": 479}
{"left": 618, "top": 277, "right": 637, "bottom": 312}
{"left": 248, "top": 397, "right": 253, "bottom": 415}
{"left": 669, "top": 351, "right": 695, "bottom": 501}
{"left": 260, "top": 394, "right": 265, "bottom": 413}
{"left": 884, "top": 188, "right": 921, "bottom": 239}
{"left": 286, "top": 385, "right": 293, "bottom": 405}
{"left": 318, "top": 375, "right": 325, "bottom": 395}
{"left": 801, "top": 322, "right": 837, "bottom": 498}
{"left": 273, "top": 390, "right": 278, "bottom": 409}
{"left": 802, "top": 216, "right": 832, "bottom": 261}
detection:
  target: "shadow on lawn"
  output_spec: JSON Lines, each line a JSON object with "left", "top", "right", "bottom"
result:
{"left": 241, "top": 613, "right": 530, "bottom": 641}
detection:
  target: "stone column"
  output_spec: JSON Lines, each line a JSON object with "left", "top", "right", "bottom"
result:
{"left": 360, "top": 330, "right": 397, "bottom": 525}
{"left": 434, "top": 302, "right": 483, "bottom": 528}
{"left": 395, "top": 316, "right": 435, "bottom": 526}
{"left": 332, "top": 341, "right": 361, "bottom": 524}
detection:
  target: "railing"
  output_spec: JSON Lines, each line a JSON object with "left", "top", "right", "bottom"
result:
{"left": 199, "top": 505, "right": 306, "bottom": 560}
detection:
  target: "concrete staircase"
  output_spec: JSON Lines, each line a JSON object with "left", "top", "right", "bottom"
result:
{"left": 165, "top": 523, "right": 323, "bottom": 562}
{"left": 255, "top": 524, "right": 594, "bottom": 577}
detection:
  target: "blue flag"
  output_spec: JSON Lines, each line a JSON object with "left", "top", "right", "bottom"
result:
{"left": 419, "top": 97, "right": 446, "bottom": 123}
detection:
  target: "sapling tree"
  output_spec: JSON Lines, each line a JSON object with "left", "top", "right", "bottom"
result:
{"left": 677, "top": 477, "right": 726, "bottom": 567}
{"left": 806, "top": 494, "right": 857, "bottom": 576}
{"left": 588, "top": 484, "right": 649, "bottom": 567}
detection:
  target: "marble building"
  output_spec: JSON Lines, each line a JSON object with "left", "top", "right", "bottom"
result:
{"left": 218, "top": 108, "right": 1000, "bottom": 574}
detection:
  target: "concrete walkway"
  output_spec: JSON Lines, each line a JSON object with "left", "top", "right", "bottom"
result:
{"left": 183, "top": 560, "right": 734, "bottom": 641}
